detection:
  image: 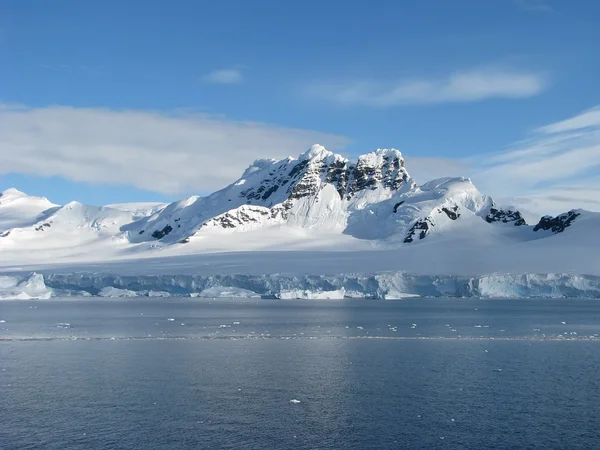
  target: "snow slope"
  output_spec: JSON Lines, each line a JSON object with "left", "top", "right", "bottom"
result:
{"left": 0, "top": 198, "right": 137, "bottom": 261}
{"left": 0, "top": 188, "right": 57, "bottom": 231}
{"left": 1, "top": 144, "right": 598, "bottom": 298}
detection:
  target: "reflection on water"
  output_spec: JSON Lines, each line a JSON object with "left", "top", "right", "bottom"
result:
{"left": 2, "top": 298, "right": 600, "bottom": 449}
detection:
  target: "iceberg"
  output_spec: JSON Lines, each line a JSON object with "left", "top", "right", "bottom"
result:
{"left": 0, "top": 273, "right": 52, "bottom": 300}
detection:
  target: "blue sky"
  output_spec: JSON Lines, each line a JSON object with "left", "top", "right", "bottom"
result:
{"left": 1, "top": 0, "right": 599, "bottom": 213}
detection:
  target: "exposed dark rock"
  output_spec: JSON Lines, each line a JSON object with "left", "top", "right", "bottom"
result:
{"left": 200, "top": 205, "right": 290, "bottom": 230}
{"left": 350, "top": 162, "right": 378, "bottom": 194}
{"left": 404, "top": 218, "right": 433, "bottom": 243}
{"left": 239, "top": 150, "right": 413, "bottom": 205}
{"left": 288, "top": 159, "right": 309, "bottom": 179}
{"left": 325, "top": 160, "right": 350, "bottom": 198}
{"left": 485, "top": 207, "right": 526, "bottom": 226}
{"left": 138, "top": 230, "right": 144, "bottom": 235}
{"left": 393, "top": 201, "right": 404, "bottom": 213}
{"left": 151, "top": 225, "right": 173, "bottom": 239}
{"left": 346, "top": 153, "right": 412, "bottom": 199}
{"left": 533, "top": 210, "right": 580, "bottom": 233}
{"left": 261, "top": 185, "right": 279, "bottom": 200}
{"left": 180, "top": 238, "right": 190, "bottom": 244}
{"left": 441, "top": 206, "right": 460, "bottom": 220}
{"left": 289, "top": 160, "right": 326, "bottom": 200}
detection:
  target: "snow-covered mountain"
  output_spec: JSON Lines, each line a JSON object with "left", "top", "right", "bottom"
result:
{"left": 122, "top": 145, "right": 415, "bottom": 244}
{"left": 1, "top": 145, "right": 596, "bottom": 253}
{"left": 1, "top": 144, "right": 599, "bottom": 299}
{"left": 117, "top": 144, "right": 591, "bottom": 249}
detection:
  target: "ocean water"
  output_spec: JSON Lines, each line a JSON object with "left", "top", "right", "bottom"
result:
{"left": 2, "top": 298, "right": 600, "bottom": 449}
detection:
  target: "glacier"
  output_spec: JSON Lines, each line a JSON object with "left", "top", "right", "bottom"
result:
{"left": 1, "top": 271, "right": 600, "bottom": 300}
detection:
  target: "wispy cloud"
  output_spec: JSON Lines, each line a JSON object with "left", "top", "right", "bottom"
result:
{"left": 0, "top": 104, "right": 349, "bottom": 195}
{"left": 201, "top": 68, "right": 244, "bottom": 84}
{"left": 402, "top": 105, "right": 600, "bottom": 216}
{"left": 470, "top": 105, "right": 600, "bottom": 214}
{"left": 307, "top": 68, "right": 547, "bottom": 107}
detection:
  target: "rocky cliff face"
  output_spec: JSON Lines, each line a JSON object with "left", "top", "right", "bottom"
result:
{"left": 485, "top": 207, "right": 527, "bottom": 226}
{"left": 124, "top": 145, "right": 417, "bottom": 243}
{"left": 533, "top": 210, "right": 580, "bottom": 233}
{"left": 237, "top": 145, "right": 413, "bottom": 204}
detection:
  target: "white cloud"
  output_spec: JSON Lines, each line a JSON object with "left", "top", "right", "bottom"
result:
{"left": 537, "top": 106, "right": 600, "bottom": 134}
{"left": 508, "top": 183, "right": 600, "bottom": 218}
{"left": 308, "top": 68, "right": 546, "bottom": 107}
{"left": 2, "top": 103, "right": 598, "bottom": 217}
{"left": 201, "top": 68, "right": 243, "bottom": 84}
{"left": 468, "top": 106, "right": 600, "bottom": 215}
{"left": 0, "top": 104, "right": 350, "bottom": 195}
{"left": 401, "top": 106, "right": 600, "bottom": 217}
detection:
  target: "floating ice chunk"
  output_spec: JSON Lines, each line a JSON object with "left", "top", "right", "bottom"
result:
{"left": 279, "top": 288, "right": 345, "bottom": 299}
{"left": 289, "top": 399, "right": 301, "bottom": 404}
{"left": 57, "top": 323, "right": 71, "bottom": 328}
{"left": 167, "top": 318, "right": 175, "bottom": 321}
{"left": 561, "top": 321, "right": 567, "bottom": 324}
{"left": 147, "top": 290, "right": 171, "bottom": 297}
{"left": 98, "top": 286, "right": 137, "bottom": 297}
{"left": 357, "top": 326, "right": 364, "bottom": 330}
{"left": 0, "top": 273, "right": 52, "bottom": 299}
{"left": 199, "top": 286, "right": 260, "bottom": 298}
{"left": 0, "top": 320, "right": 5, "bottom": 323}
{"left": 233, "top": 321, "right": 240, "bottom": 325}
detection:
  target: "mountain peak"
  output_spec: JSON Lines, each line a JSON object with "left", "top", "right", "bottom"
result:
{"left": 298, "top": 144, "right": 341, "bottom": 162}
{"left": 0, "top": 187, "right": 27, "bottom": 199}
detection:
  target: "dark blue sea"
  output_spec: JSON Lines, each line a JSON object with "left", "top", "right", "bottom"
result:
{"left": 2, "top": 298, "right": 600, "bottom": 449}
